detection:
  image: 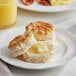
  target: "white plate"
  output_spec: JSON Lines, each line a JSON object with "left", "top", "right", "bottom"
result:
{"left": 17, "top": 0, "right": 76, "bottom": 12}
{"left": 0, "top": 26, "right": 76, "bottom": 70}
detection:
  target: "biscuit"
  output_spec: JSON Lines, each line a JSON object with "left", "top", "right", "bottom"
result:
{"left": 8, "top": 32, "right": 37, "bottom": 57}
{"left": 23, "top": 41, "right": 53, "bottom": 63}
{"left": 25, "top": 21, "right": 55, "bottom": 45}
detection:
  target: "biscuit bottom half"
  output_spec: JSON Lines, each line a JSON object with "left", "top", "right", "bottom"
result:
{"left": 16, "top": 41, "right": 54, "bottom": 63}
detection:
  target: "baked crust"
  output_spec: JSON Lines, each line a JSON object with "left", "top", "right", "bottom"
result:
{"left": 8, "top": 33, "right": 37, "bottom": 57}
{"left": 26, "top": 21, "right": 54, "bottom": 35}
{"left": 23, "top": 41, "right": 53, "bottom": 63}
{"left": 8, "top": 33, "right": 33, "bottom": 49}
{"left": 25, "top": 21, "right": 55, "bottom": 45}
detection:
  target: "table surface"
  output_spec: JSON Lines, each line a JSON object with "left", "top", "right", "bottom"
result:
{"left": 1, "top": 8, "right": 76, "bottom": 76}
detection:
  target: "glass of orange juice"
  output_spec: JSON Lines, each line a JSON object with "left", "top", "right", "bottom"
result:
{"left": 0, "top": 0, "right": 17, "bottom": 30}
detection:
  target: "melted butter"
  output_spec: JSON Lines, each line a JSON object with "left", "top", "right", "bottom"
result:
{"left": 29, "top": 41, "right": 49, "bottom": 54}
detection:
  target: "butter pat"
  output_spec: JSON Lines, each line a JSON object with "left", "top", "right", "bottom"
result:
{"left": 29, "top": 41, "right": 49, "bottom": 53}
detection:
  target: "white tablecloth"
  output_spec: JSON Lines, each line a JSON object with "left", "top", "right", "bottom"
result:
{"left": 1, "top": 8, "right": 76, "bottom": 76}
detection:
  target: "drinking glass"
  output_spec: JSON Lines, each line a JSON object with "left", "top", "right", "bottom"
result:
{"left": 0, "top": 0, "right": 17, "bottom": 30}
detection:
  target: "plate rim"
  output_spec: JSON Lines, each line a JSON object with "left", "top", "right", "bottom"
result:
{"left": 17, "top": 0, "right": 76, "bottom": 12}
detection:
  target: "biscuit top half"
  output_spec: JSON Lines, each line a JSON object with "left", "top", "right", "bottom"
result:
{"left": 26, "top": 21, "right": 54, "bottom": 35}
{"left": 8, "top": 33, "right": 34, "bottom": 49}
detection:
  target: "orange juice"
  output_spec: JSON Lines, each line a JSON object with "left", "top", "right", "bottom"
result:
{"left": 0, "top": 0, "right": 17, "bottom": 30}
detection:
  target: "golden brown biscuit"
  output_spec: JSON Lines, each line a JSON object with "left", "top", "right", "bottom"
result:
{"left": 23, "top": 41, "right": 53, "bottom": 63}
{"left": 25, "top": 21, "right": 55, "bottom": 45}
{"left": 8, "top": 32, "right": 37, "bottom": 57}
